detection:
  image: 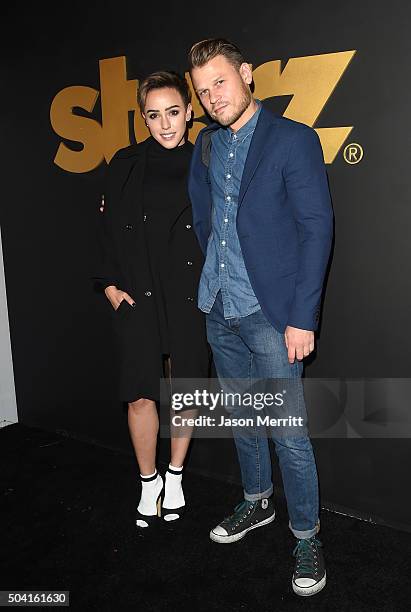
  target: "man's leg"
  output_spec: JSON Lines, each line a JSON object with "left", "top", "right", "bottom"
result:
{"left": 239, "top": 308, "right": 319, "bottom": 535}
{"left": 240, "top": 308, "right": 325, "bottom": 596}
{"left": 206, "top": 293, "right": 275, "bottom": 542}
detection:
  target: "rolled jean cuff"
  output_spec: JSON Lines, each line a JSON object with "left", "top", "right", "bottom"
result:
{"left": 244, "top": 485, "right": 273, "bottom": 502}
{"left": 289, "top": 519, "right": 320, "bottom": 540}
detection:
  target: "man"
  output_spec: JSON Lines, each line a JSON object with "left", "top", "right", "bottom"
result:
{"left": 187, "top": 39, "right": 333, "bottom": 597}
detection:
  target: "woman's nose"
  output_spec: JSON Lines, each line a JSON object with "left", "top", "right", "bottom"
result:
{"left": 161, "top": 114, "right": 171, "bottom": 130}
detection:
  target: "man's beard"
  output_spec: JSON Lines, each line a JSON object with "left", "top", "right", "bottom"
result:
{"left": 211, "top": 84, "right": 252, "bottom": 127}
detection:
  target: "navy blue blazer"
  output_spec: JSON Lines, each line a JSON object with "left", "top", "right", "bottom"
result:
{"left": 188, "top": 106, "right": 334, "bottom": 333}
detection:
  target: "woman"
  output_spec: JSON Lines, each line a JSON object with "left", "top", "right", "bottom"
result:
{"left": 94, "top": 71, "right": 209, "bottom": 528}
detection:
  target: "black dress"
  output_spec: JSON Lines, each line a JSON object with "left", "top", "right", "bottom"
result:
{"left": 143, "top": 138, "right": 192, "bottom": 355}
{"left": 94, "top": 137, "right": 209, "bottom": 403}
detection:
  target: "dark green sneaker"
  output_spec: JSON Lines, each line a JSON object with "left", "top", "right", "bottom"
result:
{"left": 292, "top": 535, "right": 326, "bottom": 596}
{"left": 210, "top": 498, "right": 275, "bottom": 544}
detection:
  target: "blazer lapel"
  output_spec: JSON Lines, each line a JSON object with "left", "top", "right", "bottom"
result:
{"left": 238, "top": 107, "right": 276, "bottom": 208}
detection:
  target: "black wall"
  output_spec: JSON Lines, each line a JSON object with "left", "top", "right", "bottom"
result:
{"left": 2, "top": 0, "right": 411, "bottom": 531}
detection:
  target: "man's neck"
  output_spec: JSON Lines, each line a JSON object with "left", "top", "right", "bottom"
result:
{"left": 230, "top": 98, "right": 259, "bottom": 133}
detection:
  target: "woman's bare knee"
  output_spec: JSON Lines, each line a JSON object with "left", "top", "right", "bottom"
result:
{"left": 128, "top": 398, "right": 155, "bottom": 415}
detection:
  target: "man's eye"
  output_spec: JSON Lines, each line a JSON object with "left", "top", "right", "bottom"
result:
{"left": 217, "top": 80, "right": 224, "bottom": 85}
{"left": 200, "top": 90, "right": 207, "bottom": 97}
{"left": 148, "top": 114, "right": 157, "bottom": 120}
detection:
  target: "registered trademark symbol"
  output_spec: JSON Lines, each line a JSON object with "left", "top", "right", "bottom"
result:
{"left": 343, "top": 143, "right": 364, "bottom": 164}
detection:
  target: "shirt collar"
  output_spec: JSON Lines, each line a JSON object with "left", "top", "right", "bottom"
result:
{"left": 226, "top": 99, "right": 262, "bottom": 142}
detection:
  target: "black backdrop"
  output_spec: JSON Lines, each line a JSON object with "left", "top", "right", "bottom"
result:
{"left": 2, "top": 0, "right": 411, "bottom": 531}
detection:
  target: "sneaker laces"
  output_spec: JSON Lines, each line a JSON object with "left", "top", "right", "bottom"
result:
{"left": 223, "top": 500, "right": 254, "bottom": 529}
{"left": 293, "top": 536, "right": 322, "bottom": 574}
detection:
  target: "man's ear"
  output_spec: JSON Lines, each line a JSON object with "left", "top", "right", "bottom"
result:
{"left": 239, "top": 62, "right": 253, "bottom": 85}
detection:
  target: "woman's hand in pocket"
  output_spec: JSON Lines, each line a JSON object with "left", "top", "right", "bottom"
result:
{"left": 104, "top": 286, "right": 136, "bottom": 311}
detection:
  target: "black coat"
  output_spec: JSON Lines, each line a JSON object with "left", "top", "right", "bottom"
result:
{"left": 94, "top": 138, "right": 209, "bottom": 403}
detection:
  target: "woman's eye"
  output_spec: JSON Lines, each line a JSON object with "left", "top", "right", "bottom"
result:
{"left": 148, "top": 114, "right": 157, "bottom": 120}
{"left": 170, "top": 110, "right": 179, "bottom": 116}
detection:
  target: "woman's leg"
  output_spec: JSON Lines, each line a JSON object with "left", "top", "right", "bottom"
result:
{"left": 164, "top": 410, "right": 197, "bottom": 519}
{"left": 128, "top": 398, "right": 163, "bottom": 527}
{"left": 170, "top": 415, "right": 195, "bottom": 467}
{"left": 164, "top": 352, "right": 198, "bottom": 519}
{"left": 167, "top": 354, "right": 197, "bottom": 467}
{"left": 127, "top": 398, "right": 158, "bottom": 474}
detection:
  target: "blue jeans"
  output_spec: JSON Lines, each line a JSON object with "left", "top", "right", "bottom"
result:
{"left": 206, "top": 292, "right": 320, "bottom": 539}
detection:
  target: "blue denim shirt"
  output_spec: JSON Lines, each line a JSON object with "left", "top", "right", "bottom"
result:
{"left": 198, "top": 101, "right": 262, "bottom": 318}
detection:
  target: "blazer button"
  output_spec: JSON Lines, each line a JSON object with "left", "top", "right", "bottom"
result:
{"left": 143, "top": 215, "right": 147, "bottom": 222}
{"left": 125, "top": 224, "right": 133, "bottom": 230}
{"left": 186, "top": 224, "right": 192, "bottom": 229}
{"left": 187, "top": 261, "right": 193, "bottom": 266}
{"left": 145, "top": 291, "right": 152, "bottom": 297}
{"left": 186, "top": 297, "right": 194, "bottom": 302}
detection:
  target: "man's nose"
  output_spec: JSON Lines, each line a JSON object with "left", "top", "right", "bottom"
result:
{"left": 209, "top": 90, "right": 221, "bottom": 106}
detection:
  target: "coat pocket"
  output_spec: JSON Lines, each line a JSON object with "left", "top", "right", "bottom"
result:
{"left": 115, "top": 299, "right": 132, "bottom": 317}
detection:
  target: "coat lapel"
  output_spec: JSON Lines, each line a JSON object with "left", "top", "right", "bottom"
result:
{"left": 120, "top": 141, "right": 149, "bottom": 221}
{"left": 238, "top": 107, "right": 276, "bottom": 207}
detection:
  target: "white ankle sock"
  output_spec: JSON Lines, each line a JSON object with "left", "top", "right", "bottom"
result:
{"left": 137, "top": 471, "right": 163, "bottom": 517}
{"left": 163, "top": 464, "right": 184, "bottom": 518}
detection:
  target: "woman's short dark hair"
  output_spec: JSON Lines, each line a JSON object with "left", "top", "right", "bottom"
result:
{"left": 137, "top": 71, "right": 191, "bottom": 111}
{"left": 188, "top": 38, "right": 246, "bottom": 71}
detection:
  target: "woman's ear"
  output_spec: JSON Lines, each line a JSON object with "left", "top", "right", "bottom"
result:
{"left": 142, "top": 112, "right": 147, "bottom": 127}
{"left": 186, "top": 103, "right": 193, "bottom": 122}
